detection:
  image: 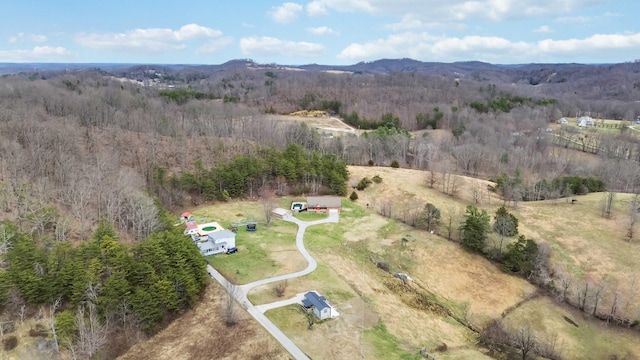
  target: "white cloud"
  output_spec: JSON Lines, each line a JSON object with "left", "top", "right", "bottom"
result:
{"left": 555, "top": 15, "right": 590, "bottom": 23}
{"left": 196, "top": 37, "right": 234, "bottom": 54}
{"left": 0, "top": 46, "right": 70, "bottom": 62}
{"left": 306, "top": 0, "right": 374, "bottom": 15}
{"left": 240, "top": 36, "right": 325, "bottom": 58}
{"left": 307, "top": 26, "right": 339, "bottom": 35}
{"left": 337, "top": 31, "right": 640, "bottom": 63}
{"left": 306, "top": 0, "right": 608, "bottom": 24}
{"left": 534, "top": 25, "right": 553, "bottom": 33}
{"left": 537, "top": 33, "right": 640, "bottom": 54}
{"left": 8, "top": 33, "right": 47, "bottom": 43}
{"left": 270, "top": 2, "right": 303, "bottom": 24}
{"left": 75, "top": 24, "right": 224, "bottom": 52}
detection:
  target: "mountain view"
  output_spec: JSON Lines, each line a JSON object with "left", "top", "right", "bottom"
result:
{"left": 1, "top": 57, "right": 640, "bottom": 360}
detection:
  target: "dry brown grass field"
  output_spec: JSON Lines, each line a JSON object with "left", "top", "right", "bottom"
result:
{"left": 118, "top": 282, "right": 288, "bottom": 360}
{"left": 120, "top": 165, "right": 640, "bottom": 360}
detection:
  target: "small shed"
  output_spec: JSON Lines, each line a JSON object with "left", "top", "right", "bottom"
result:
{"left": 301, "top": 291, "right": 333, "bottom": 320}
{"left": 306, "top": 196, "right": 342, "bottom": 213}
{"left": 272, "top": 208, "right": 292, "bottom": 220}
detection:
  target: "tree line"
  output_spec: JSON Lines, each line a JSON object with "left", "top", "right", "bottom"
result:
{"left": 150, "top": 143, "right": 349, "bottom": 204}
{"left": 0, "top": 219, "right": 208, "bottom": 357}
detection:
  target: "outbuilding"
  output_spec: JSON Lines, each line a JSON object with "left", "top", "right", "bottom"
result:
{"left": 272, "top": 208, "right": 293, "bottom": 220}
{"left": 301, "top": 291, "right": 333, "bottom": 320}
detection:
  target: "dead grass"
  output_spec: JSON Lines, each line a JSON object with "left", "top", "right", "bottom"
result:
{"left": 502, "top": 297, "right": 640, "bottom": 360}
{"left": 119, "top": 282, "right": 288, "bottom": 360}
{"left": 126, "top": 166, "right": 640, "bottom": 359}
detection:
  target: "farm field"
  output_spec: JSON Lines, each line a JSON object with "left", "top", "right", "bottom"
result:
{"left": 121, "top": 164, "right": 640, "bottom": 359}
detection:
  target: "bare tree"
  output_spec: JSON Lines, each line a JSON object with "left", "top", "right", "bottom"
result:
{"left": 273, "top": 280, "right": 288, "bottom": 298}
{"left": 260, "top": 188, "right": 276, "bottom": 227}
{"left": 591, "top": 282, "right": 604, "bottom": 317}
{"left": 75, "top": 301, "right": 108, "bottom": 359}
{"left": 602, "top": 192, "right": 616, "bottom": 219}
{"left": 514, "top": 326, "right": 536, "bottom": 360}
{"left": 49, "top": 298, "right": 62, "bottom": 356}
{"left": 627, "top": 194, "right": 638, "bottom": 241}
{"left": 441, "top": 206, "right": 462, "bottom": 241}
{"left": 577, "top": 281, "right": 590, "bottom": 312}
{"left": 224, "top": 282, "right": 240, "bottom": 327}
{"left": 426, "top": 170, "right": 438, "bottom": 189}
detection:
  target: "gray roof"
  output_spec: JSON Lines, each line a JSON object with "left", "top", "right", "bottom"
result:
{"left": 197, "top": 240, "right": 215, "bottom": 252}
{"left": 301, "top": 291, "right": 329, "bottom": 311}
{"left": 207, "top": 229, "right": 236, "bottom": 241}
{"left": 307, "top": 196, "right": 341, "bottom": 208}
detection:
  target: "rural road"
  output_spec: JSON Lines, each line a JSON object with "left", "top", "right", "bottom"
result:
{"left": 207, "top": 210, "right": 339, "bottom": 360}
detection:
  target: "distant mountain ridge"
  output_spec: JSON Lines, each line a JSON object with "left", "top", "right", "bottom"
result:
{"left": 3, "top": 59, "right": 639, "bottom": 100}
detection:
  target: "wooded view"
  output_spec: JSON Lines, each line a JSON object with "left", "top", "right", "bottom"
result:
{"left": 1, "top": 59, "right": 640, "bottom": 359}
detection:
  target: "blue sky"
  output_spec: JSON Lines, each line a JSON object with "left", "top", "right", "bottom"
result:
{"left": 1, "top": 0, "right": 639, "bottom": 65}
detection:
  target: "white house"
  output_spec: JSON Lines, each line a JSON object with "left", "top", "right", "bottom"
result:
{"left": 301, "top": 291, "right": 335, "bottom": 320}
{"left": 196, "top": 229, "right": 236, "bottom": 255}
{"left": 557, "top": 117, "right": 568, "bottom": 124}
{"left": 577, "top": 116, "right": 594, "bottom": 127}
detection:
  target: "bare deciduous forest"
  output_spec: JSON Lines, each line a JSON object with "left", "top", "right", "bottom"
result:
{"left": 1, "top": 59, "right": 640, "bottom": 359}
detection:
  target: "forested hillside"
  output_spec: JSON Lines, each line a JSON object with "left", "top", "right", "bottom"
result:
{"left": 1, "top": 59, "right": 640, "bottom": 358}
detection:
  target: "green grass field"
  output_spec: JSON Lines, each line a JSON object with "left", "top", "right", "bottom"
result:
{"left": 188, "top": 189, "right": 640, "bottom": 359}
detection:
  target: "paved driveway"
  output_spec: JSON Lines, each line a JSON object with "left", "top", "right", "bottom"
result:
{"left": 207, "top": 210, "right": 339, "bottom": 360}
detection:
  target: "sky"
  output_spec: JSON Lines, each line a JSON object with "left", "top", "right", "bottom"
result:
{"left": 1, "top": 0, "right": 639, "bottom": 65}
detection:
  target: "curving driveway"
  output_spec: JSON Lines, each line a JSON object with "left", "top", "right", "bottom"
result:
{"left": 207, "top": 210, "right": 339, "bottom": 360}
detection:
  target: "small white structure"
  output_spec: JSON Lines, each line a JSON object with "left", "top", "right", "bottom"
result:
{"left": 301, "top": 291, "right": 338, "bottom": 320}
{"left": 197, "top": 229, "right": 236, "bottom": 255}
{"left": 577, "top": 116, "right": 594, "bottom": 127}
{"left": 557, "top": 117, "right": 568, "bottom": 124}
{"left": 272, "top": 208, "right": 292, "bottom": 220}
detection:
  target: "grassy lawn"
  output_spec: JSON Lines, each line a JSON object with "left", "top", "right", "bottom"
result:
{"left": 365, "top": 322, "right": 422, "bottom": 360}
{"left": 182, "top": 187, "right": 640, "bottom": 359}
{"left": 293, "top": 211, "right": 329, "bottom": 221}
{"left": 192, "top": 200, "right": 302, "bottom": 284}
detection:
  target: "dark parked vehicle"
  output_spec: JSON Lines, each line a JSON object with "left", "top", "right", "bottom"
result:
{"left": 226, "top": 247, "right": 238, "bottom": 254}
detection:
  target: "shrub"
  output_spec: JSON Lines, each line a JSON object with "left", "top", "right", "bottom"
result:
{"left": 372, "top": 175, "right": 382, "bottom": 184}
{"left": 390, "top": 160, "right": 400, "bottom": 168}
{"left": 356, "top": 177, "right": 373, "bottom": 191}
{"left": 349, "top": 191, "right": 359, "bottom": 201}
{"left": 3, "top": 336, "right": 17, "bottom": 351}
{"left": 368, "top": 160, "right": 374, "bottom": 166}
{"left": 29, "top": 323, "right": 48, "bottom": 337}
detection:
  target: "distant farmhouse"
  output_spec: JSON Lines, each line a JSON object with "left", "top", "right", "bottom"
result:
{"left": 306, "top": 196, "right": 342, "bottom": 213}
{"left": 577, "top": 116, "right": 595, "bottom": 127}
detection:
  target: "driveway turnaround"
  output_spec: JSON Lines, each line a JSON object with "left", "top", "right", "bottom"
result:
{"left": 207, "top": 211, "right": 339, "bottom": 360}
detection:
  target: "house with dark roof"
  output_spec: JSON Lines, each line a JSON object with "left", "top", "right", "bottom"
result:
{"left": 306, "top": 196, "right": 341, "bottom": 213}
{"left": 301, "top": 291, "right": 333, "bottom": 320}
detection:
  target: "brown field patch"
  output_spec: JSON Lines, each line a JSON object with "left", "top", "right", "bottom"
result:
{"left": 119, "top": 282, "right": 288, "bottom": 360}
{"left": 502, "top": 297, "right": 640, "bottom": 360}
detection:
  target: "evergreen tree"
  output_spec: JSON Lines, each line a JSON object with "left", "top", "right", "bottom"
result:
{"left": 460, "top": 205, "right": 491, "bottom": 253}
{"left": 502, "top": 235, "right": 539, "bottom": 277}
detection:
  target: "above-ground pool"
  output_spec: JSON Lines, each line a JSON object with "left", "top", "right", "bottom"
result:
{"left": 202, "top": 226, "right": 217, "bottom": 232}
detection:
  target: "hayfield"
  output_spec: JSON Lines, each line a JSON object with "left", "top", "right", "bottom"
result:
{"left": 122, "top": 166, "right": 640, "bottom": 359}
